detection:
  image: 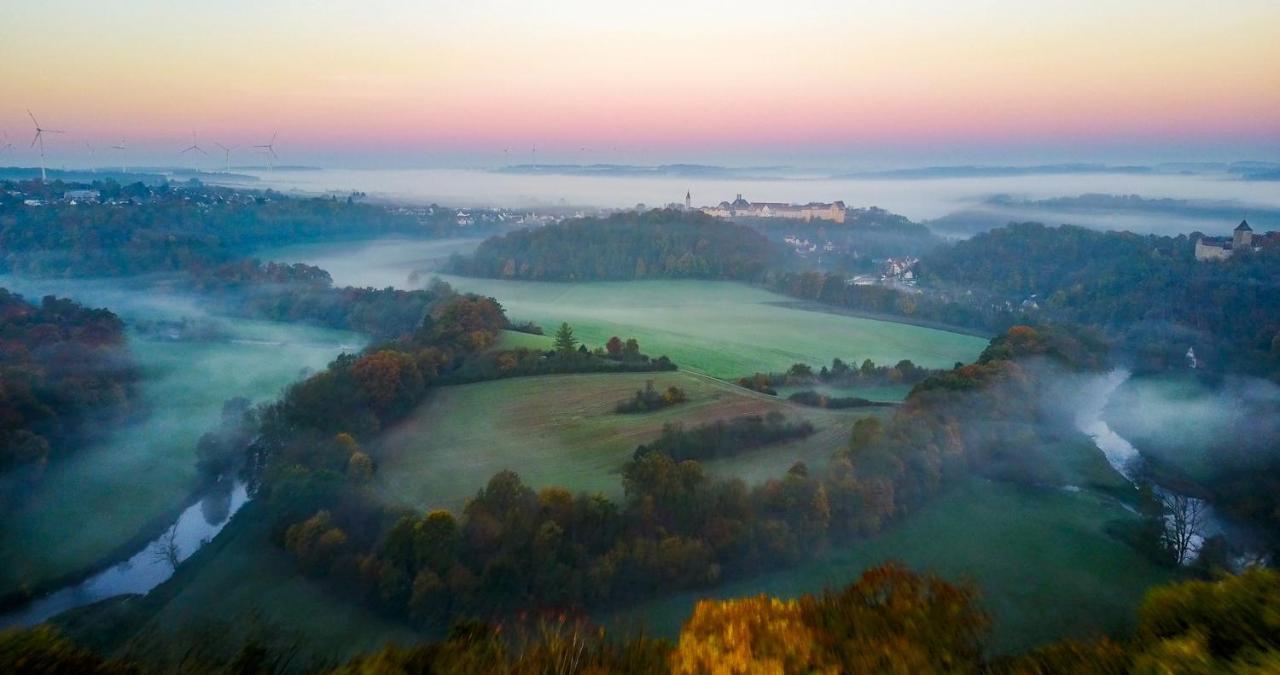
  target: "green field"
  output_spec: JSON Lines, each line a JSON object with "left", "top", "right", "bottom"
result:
{"left": 375, "top": 371, "right": 878, "bottom": 510}
{"left": 0, "top": 322, "right": 362, "bottom": 599}
{"left": 434, "top": 275, "right": 987, "bottom": 378}
{"left": 604, "top": 476, "right": 1174, "bottom": 654}
{"left": 262, "top": 238, "right": 988, "bottom": 378}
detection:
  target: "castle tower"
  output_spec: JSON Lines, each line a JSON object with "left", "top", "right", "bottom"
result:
{"left": 1233, "top": 219, "right": 1253, "bottom": 250}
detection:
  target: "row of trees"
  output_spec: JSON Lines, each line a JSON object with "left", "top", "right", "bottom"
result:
{"left": 737, "top": 357, "right": 940, "bottom": 395}
{"left": 443, "top": 326, "right": 677, "bottom": 384}
{"left": 10, "top": 564, "right": 1278, "bottom": 673}
{"left": 0, "top": 289, "right": 138, "bottom": 481}
{"left": 451, "top": 209, "right": 785, "bottom": 282}
{"left": 633, "top": 413, "right": 814, "bottom": 462}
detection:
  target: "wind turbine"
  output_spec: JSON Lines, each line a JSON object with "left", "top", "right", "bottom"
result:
{"left": 214, "top": 142, "right": 235, "bottom": 173}
{"left": 0, "top": 131, "right": 13, "bottom": 156}
{"left": 85, "top": 142, "right": 97, "bottom": 172}
{"left": 28, "top": 110, "right": 64, "bottom": 182}
{"left": 253, "top": 132, "right": 277, "bottom": 172}
{"left": 180, "top": 132, "right": 208, "bottom": 171}
{"left": 110, "top": 140, "right": 127, "bottom": 173}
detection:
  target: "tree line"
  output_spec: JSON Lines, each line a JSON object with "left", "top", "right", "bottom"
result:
{"left": 439, "top": 325, "right": 676, "bottom": 385}
{"left": 0, "top": 179, "right": 433, "bottom": 278}
{"left": 736, "top": 357, "right": 940, "bottom": 396}
{"left": 633, "top": 412, "right": 814, "bottom": 462}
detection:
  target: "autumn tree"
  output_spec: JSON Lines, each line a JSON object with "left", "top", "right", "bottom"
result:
{"left": 671, "top": 595, "right": 833, "bottom": 674}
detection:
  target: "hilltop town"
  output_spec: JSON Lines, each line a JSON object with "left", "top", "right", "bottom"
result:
{"left": 699, "top": 193, "right": 847, "bottom": 223}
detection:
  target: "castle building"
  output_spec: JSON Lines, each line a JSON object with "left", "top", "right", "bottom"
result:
{"left": 1195, "top": 220, "right": 1269, "bottom": 261}
{"left": 700, "top": 194, "right": 847, "bottom": 223}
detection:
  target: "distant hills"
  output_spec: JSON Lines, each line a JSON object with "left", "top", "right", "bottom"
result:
{"left": 491, "top": 161, "right": 1280, "bottom": 182}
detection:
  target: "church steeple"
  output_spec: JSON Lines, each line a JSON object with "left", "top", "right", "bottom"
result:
{"left": 685, "top": 190, "right": 691, "bottom": 210}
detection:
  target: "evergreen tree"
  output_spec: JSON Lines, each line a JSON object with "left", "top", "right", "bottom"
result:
{"left": 553, "top": 322, "right": 577, "bottom": 353}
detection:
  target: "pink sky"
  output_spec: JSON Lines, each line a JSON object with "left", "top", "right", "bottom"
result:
{"left": 2, "top": 1, "right": 1277, "bottom": 166}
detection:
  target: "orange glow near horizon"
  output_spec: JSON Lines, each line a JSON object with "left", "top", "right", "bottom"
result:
{"left": 1, "top": 1, "right": 1277, "bottom": 163}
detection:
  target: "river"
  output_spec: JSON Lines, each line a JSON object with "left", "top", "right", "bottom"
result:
{"left": 0, "top": 274, "right": 362, "bottom": 627}
{"left": 0, "top": 481, "right": 249, "bottom": 628}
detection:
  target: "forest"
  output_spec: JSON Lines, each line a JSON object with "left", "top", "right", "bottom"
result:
{"left": 0, "top": 179, "right": 435, "bottom": 277}
{"left": 0, "top": 289, "right": 138, "bottom": 478}
{"left": 919, "top": 222, "right": 1280, "bottom": 376}
{"left": 449, "top": 209, "right": 783, "bottom": 282}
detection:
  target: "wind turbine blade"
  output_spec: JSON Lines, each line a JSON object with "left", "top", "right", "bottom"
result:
{"left": 30, "top": 132, "right": 41, "bottom": 148}
{"left": 28, "top": 110, "right": 39, "bottom": 128}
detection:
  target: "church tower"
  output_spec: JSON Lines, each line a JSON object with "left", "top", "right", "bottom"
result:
{"left": 685, "top": 190, "right": 691, "bottom": 210}
{"left": 1233, "top": 219, "right": 1253, "bottom": 250}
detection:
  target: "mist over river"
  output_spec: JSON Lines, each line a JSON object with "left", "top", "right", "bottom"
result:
{"left": 231, "top": 168, "right": 1280, "bottom": 236}
{"left": 0, "top": 274, "right": 363, "bottom": 616}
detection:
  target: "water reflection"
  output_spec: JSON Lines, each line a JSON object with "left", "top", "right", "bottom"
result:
{"left": 0, "top": 481, "right": 249, "bottom": 628}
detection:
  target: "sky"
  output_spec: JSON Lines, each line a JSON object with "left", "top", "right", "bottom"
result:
{"left": 1, "top": 0, "right": 1278, "bottom": 168}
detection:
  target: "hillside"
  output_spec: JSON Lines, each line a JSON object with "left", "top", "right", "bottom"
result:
{"left": 918, "top": 222, "right": 1280, "bottom": 374}
{"left": 450, "top": 208, "right": 784, "bottom": 281}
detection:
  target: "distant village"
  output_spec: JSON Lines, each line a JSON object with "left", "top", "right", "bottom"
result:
{"left": 5, "top": 181, "right": 557, "bottom": 232}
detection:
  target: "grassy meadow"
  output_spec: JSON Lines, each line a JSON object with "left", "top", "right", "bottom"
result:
{"left": 374, "top": 371, "right": 878, "bottom": 511}
{"left": 262, "top": 238, "right": 988, "bottom": 377}
{"left": 0, "top": 322, "right": 362, "bottom": 600}
{"left": 434, "top": 274, "right": 988, "bottom": 378}
{"left": 604, "top": 476, "right": 1174, "bottom": 653}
